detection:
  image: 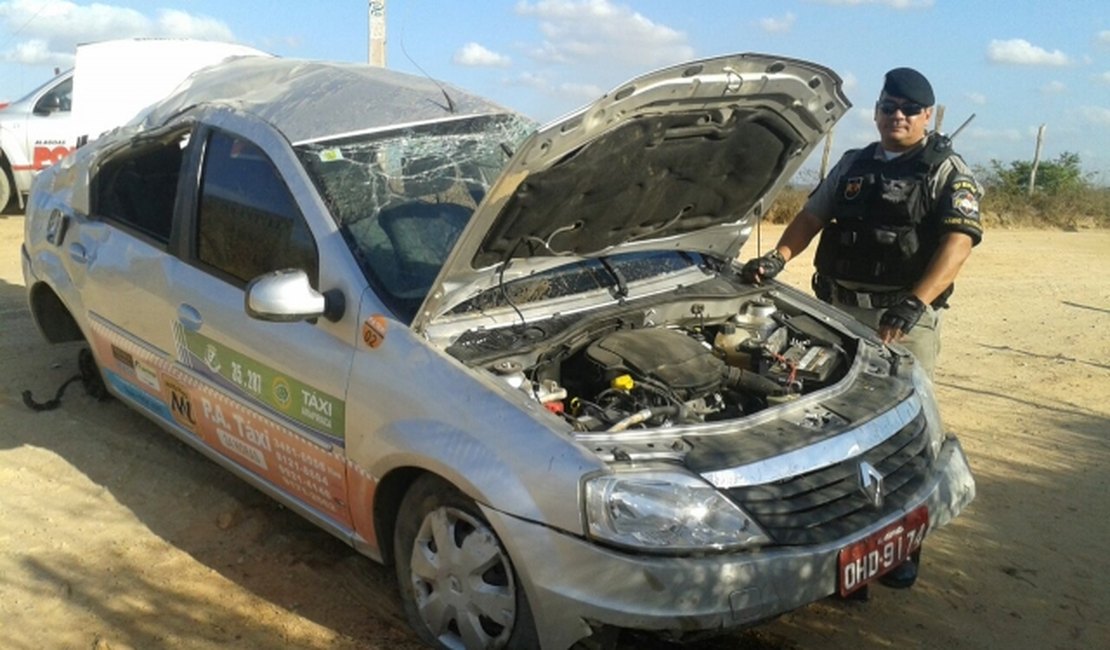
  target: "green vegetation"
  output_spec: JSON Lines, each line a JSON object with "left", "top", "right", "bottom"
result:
{"left": 767, "top": 153, "right": 1109, "bottom": 229}
{"left": 975, "top": 153, "right": 1109, "bottom": 228}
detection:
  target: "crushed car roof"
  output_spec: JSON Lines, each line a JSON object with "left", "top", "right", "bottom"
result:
{"left": 135, "top": 56, "right": 511, "bottom": 143}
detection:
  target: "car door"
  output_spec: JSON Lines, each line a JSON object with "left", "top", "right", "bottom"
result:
{"left": 80, "top": 119, "right": 358, "bottom": 532}
{"left": 26, "top": 75, "right": 75, "bottom": 171}
{"left": 166, "top": 125, "right": 360, "bottom": 529}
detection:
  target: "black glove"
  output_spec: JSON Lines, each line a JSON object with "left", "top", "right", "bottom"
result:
{"left": 880, "top": 296, "right": 926, "bottom": 334}
{"left": 741, "top": 250, "right": 786, "bottom": 284}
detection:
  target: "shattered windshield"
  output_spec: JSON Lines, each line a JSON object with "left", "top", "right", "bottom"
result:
{"left": 295, "top": 113, "right": 536, "bottom": 322}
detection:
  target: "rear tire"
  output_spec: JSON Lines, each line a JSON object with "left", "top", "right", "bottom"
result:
{"left": 394, "top": 475, "right": 539, "bottom": 650}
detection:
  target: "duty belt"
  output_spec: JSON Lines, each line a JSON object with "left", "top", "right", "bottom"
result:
{"left": 832, "top": 284, "right": 907, "bottom": 309}
{"left": 812, "top": 273, "right": 907, "bottom": 309}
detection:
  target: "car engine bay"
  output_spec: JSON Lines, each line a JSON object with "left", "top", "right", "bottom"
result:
{"left": 448, "top": 290, "right": 860, "bottom": 433}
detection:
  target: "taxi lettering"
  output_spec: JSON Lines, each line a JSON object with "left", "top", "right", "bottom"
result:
{"left": 231, "top": 412, "right": 273, "bottom": 452}
{"left": 302, "top": 389, "right": 333, "bottom": 417}
{"left": 201, "top": 396, "right": 229, "bottom": 429}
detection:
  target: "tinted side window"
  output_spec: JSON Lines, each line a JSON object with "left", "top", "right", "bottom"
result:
{"left": 34, "top": 77, "right": 72, "bottom": 114}
{"left": 197, "top": 131, "right": 319, "bottom": 286}
{"left": 92, "top": 129, "right": 187, "bottom": 244}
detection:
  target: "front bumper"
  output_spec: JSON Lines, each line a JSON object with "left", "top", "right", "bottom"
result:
{"left": 484, "top": 437, "right": 975, "bottom": 650}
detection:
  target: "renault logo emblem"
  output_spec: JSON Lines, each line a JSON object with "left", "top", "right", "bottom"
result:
{"left": 858, "top": 461, "right": 885, "bottom": 509}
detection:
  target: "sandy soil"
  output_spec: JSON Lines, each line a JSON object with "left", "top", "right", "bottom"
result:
{"left": 1, "top": 214, "right": 1107, "bottom": 650}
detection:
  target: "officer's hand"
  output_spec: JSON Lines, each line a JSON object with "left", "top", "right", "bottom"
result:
{"left": 741, "top": 250, "right": 786, "bottom": 284}
{"left": 879, "top": 296, "right": 926, "bottom": 343}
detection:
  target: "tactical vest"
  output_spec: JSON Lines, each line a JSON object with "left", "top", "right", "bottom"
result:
{"left": 814, "top": 137, "right": 954, "bottom": 287}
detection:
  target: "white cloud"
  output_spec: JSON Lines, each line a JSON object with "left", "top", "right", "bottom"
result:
{"left": 1097, "top": 71, "right": 1110, "bottom": 86}
{"left": 1098, "top": 30, "right": 1110, "bottom": 46}
{"left": 515, "top": 0, "right": 692, "bottom": 67}
{"left": 1039, "top": 81, "right": 1066, "bottom": 94}
{"left": 9, "top": 38, "right": 59, "bottom": 65}
{"left": 759, "top": 13, "right": 796, "bottom": 33}
{"left": 841, "top": 71, "right": 859, "bottom": 95}
{"left": 1078, "top": 105, "right": 1110, "bottom": 127}
{"left": 0, "top": 0, "right": 234, "bottom": 66}
{"left": 454, "top": 42, "right": 512, "bottom": 67}
{"left": 986, "top": 39, "right": 1070, "bottom": 66}
{"left": 156, "top": 9, "right": 233, "bottom": 41}
{"left": 808, "top": 0, "right": 934, "bottom": 8}
{"left": 966, "top": 92, "right": 987, "bottom": 105}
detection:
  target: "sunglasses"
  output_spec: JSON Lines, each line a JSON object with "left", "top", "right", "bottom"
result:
{"left": 877, "top": 99, "right": 926, "bottom": 117}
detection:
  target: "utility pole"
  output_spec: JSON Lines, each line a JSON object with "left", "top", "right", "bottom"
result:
{"left": 1029, "top": 124, "right": 1046, "bottom": 197}
{"left": 369, "top": 0, "right": 386, "bottom": 67}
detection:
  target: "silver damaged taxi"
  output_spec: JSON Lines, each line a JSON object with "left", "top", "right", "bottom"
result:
{"left": 22, "top": 52, "right": 976, "bottom": 649}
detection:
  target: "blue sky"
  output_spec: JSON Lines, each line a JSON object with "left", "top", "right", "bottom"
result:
{"left": 1, "top": 0, "right": 1107, "bottom": 182}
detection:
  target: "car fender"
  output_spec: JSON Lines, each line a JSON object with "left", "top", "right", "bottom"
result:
{"left": 374, "top": 414, "right": 596, "bottom": 519}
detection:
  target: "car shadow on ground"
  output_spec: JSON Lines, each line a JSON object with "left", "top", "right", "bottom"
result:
{"left": 1, "top": 275, "right": 419, "bottom": 648}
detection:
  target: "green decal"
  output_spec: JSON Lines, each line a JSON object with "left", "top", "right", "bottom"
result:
{"left": 183, "top": 330, "right": 345, "bottom": 438}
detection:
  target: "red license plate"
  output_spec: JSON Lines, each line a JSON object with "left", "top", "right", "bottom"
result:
{"left": 838, "top": 506, "right": 929, "bottom": 596}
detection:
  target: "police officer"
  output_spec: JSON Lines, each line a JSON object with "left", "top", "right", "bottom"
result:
{"left": 742, "top": 67, "right": 983, "bottom": 380}
{"left": 742, "top": 67, "right": 982, "bottom": 592}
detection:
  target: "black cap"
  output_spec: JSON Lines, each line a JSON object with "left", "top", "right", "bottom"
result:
{"left": 882, "top": 67, "right": 934, "bottom": 106}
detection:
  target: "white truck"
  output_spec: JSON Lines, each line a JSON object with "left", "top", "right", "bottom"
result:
{"left": 0, "top": 38, "right": 266, "bottom": 212}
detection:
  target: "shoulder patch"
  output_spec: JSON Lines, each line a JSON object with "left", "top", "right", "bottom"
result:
{"left": 950, "top": 179, "right": 978, "bottom": 193}
{"left": 952, "top": 189, "right": 979, "bottom": 217}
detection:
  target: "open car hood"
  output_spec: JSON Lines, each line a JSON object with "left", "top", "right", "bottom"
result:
{"left": 414, "top": 53, "right": 849, "bottom": 330}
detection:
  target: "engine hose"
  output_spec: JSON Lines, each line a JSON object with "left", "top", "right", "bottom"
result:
{"left": 722, "top": 366, "right": 785, "bottom": 396}
{"left": 607, "top": 405, "right": 681, "bottom": 432}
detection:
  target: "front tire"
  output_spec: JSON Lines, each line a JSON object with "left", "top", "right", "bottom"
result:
{"left": 394, "top": 475, "right": 538, "bottom": 649}
{"left": 0, "top": 166, "right": 11, "bottom": 213}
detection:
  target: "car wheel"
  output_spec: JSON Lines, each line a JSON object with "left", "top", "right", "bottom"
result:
{"left": 394, "top": 475, "right": 538, "bottom": 650}
{"left": 0, "top": 168, "right": 11, "bottom": 213}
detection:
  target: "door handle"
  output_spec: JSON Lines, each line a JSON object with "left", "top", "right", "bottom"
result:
{"left": 68, "top": 243, "right": 87, "bottom": 264}
{"left": 177, "top": 304, "right": 203, "bottom": 331}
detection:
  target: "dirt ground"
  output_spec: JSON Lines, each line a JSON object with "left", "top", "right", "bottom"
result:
{"left": 1, "top": 213, "right": 1107, "bottom": 650}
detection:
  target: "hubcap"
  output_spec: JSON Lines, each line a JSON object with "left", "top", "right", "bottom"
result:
{"left": 409, "top": 506, "right": 516, "bottom": 649}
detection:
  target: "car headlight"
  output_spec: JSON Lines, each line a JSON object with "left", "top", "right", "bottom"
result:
{"left": 911, "top": 363, "right": 945, "bottom": 458}
{"left": 584, "top": 469, "right": 769, "bottom": 553}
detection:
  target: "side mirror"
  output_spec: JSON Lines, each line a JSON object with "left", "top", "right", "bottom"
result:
{"left": 245, "top": 269, "right": 345, "bottom": 323}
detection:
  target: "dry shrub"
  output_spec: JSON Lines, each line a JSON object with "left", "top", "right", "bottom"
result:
{"left": 981, "top": 186, "right": 1110, "bottom": 229}
{"left": 766, "top": 183, "right": 1110, "bottom": 230}
{"left": 765, "top": 186, "right": 809, "bottom": 224}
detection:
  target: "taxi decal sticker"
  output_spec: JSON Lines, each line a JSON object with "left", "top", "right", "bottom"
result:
{"left": 164, "top": 378, "right": 198, "bottom": 433}
{"left": 85, "top": 313, "right": 353, "bottom": 527}
{"left": 111, "top": 344, "right": 135, "bottom": 371}
{"left": 134, "top": 360, "right": 161, "bottom": 391}
{"left": 272, "top": 376, "right": 293, "bottom": 410}
{"left": 177, "top": 327, "right": 346, "bottom": 439}
{"left": 362, "top": 315, "right": 388, "bottom": 349}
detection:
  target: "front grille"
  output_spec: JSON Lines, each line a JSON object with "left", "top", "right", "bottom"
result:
{"left": 723, "top": 411, "right": 930, "bottom": 545}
